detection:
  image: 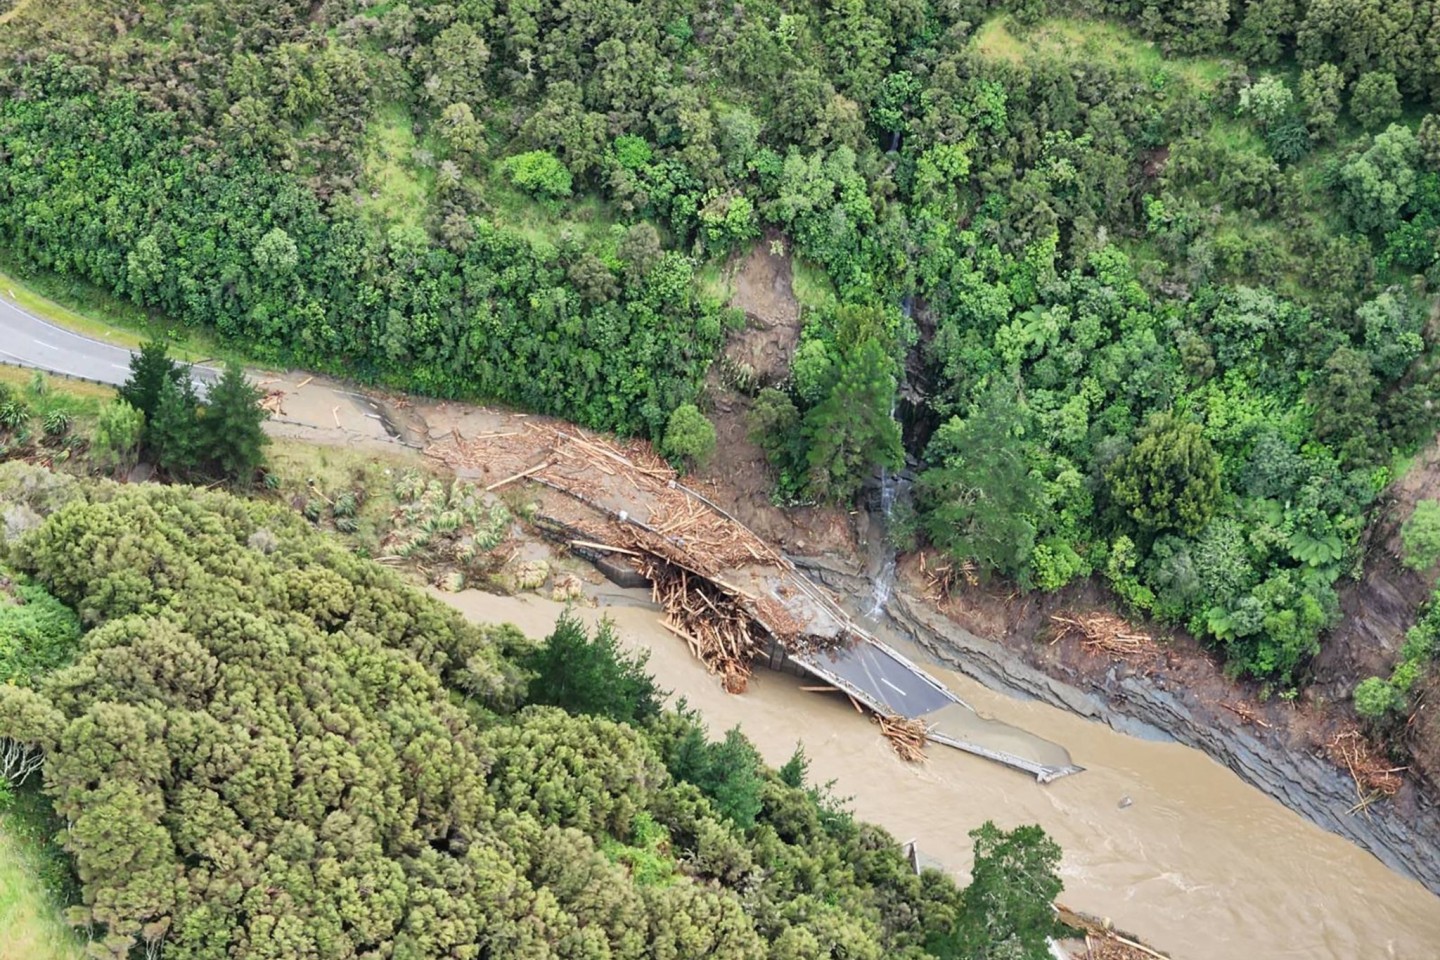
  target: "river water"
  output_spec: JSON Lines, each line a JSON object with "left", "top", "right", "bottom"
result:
{"left": 438, "top": 588, "right": 1440, "bottom": 959}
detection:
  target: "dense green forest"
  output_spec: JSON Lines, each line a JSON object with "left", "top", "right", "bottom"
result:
{"left": 0, "top": 467, "right": 1065, "bottom": 959}
{"left": 4, "top": 0, "right": 1440, "bottom": 691}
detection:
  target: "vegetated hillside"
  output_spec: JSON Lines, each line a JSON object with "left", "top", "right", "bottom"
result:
{"left": 0, "top": 465, "right": 1065, "bottom": 960}
{"left": 2, "top": 2, "right": 1440, "bottom": 707}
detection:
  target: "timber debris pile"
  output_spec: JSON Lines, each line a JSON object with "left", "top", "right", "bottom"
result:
{"left": 874, "top": 714, "right": 930, "bottom": 763}
{"left": 1326, "top": 727, "right": 1406, "bottom": 799}
{"left": 648, "top": 560, "right": 769, "bottom": 693}
{"left": 1051, "top": 612, "right": 1155, "bottom": 659}
{"left": 435, "top": 421, "right": 862, "bottom": 690}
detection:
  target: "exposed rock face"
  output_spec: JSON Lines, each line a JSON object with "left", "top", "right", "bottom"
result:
{"left": 796, "top": 556, "right": 1440, "bottom": 896}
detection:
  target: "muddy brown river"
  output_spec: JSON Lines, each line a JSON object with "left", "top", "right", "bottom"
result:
{"left": 438, "top": 588, "right": 1440, "bottom": 959}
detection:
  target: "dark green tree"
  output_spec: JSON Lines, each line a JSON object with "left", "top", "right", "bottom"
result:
{"left": 1351, "top": 72, "right": 1403, "bottom": 130}
{"left": 1105, "top": 412, "right": 1221, "bottom": 536}
{"left": 937, "top": 822, "right": 1065, "bottom": 960}
{"left": 1310, "top": 346, "right": 1379, "bottom": 464}
{"left": 521, "top": 613, "right": 662, "bottom": 724}
{"left": 117, "top": 340, "right": 182, "bottom": 424}
{"left": 918, "top": 387, "right": 1044, "bottom": 582}
{"left": 801, "top": 338, "right": 903, "bottom": 503}
{"left": 200, "top": 362, "right": 269, "bottom": 483}
{"left": 694, "top": 727, "right": 765, "bottom": 831}
{"left": 149, "top": 377, "right": 204, "bottom": 476}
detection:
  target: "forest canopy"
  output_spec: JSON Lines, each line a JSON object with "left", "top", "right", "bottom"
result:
{"left": 4, "top": 0, "right": 1440, "bottom": 686}
{"left": 0, "top": 466, "right": 1067, "bottom": 959}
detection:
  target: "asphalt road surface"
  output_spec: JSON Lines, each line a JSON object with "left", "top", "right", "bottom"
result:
{"left": 0, "top": 293, "right": 218, "bottom": 390}
{"left": 794, "top": 641, "right": 957, "bottom": 717}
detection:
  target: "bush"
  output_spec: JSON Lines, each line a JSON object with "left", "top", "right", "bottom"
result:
{"left": 1402, "top": 499, "right": 1440, "bottom": 570}
{"left": 1351, "top": 72, "right": 1403, "bottom": 130}
{"left": 501, "top": 150, "right": 573, "bottom": 199}
{"left": 661, "top": 403, "right": 716, "bottom": 469}
{"left": 1354, "top": 676, "right": 1404, "bottom": 720}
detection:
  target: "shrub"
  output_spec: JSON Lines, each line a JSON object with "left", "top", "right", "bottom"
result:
{"left": 1354, "top": 676, "right": 1404, "bottom": 720}
{"left": 1402, "top": 499, "right": 1440, "bottom": 570}
{"left": 661, "top": 403, "right": 716, "bottom": 469}
{"left": 501, "top": 150, "right": 573, "bottom": 199}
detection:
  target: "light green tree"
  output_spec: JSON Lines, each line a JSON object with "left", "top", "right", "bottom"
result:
{"left": 1402, "top": 500, "right": 1440, "bottom": 571}
{"left": 661, "top": 403, "right": 717, "bottom": 469}
{"left": 91, "top": 400, "right": 145, "bottom": 474}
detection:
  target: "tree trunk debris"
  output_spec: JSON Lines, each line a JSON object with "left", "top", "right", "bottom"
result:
{"left": 1050, "top": 613, "right": 1154, "bottom": 658}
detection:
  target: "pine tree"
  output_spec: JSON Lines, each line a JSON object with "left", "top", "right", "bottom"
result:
{"left": 149, "top": 377, "right": 203, "bottom": 476}
{"left": 200, "top": 362, "right": 269, "bottom": 483}
{"left": 800, "top": 337, "right": 903, "bottom": 503}
{"left": 117, "top": 340, "right": 182, "bottom": 423}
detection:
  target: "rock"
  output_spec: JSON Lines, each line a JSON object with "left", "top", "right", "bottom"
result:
{"left": 1118, "top": 796, "right": 1133, "bottom": 809}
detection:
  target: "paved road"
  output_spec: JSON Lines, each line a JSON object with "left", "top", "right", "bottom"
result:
{"left": 0, "top": 293, "right": 218, "bottom": 390}
{"left": 794, "top": 642, "right": 956, "bottom": 717}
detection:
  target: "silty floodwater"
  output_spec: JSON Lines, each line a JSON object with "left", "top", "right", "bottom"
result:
{"left": 437, "top": 586, "right": 1440, "bottom": 960}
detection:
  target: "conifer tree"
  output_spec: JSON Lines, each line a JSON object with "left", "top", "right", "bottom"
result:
{"left": 200, "top": 362, "right": 269, "bottom": 483}
{"left": 801, "top": 338, "right": 903, "bottom": 503}
{"left": 149, "top": 376, "right": 203, "bottom": 476}
{"left": 117, "top": 340, "right": 182, "bottom": 423}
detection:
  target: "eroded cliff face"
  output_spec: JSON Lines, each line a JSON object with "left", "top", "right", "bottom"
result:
{"left": 795, "top": 556, "right": 1440, "bottom": 896}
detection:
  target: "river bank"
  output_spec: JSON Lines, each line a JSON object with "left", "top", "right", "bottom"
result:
{"left": 435, "top": 582, "right": 1440, "bottom": 959}
{"left": 798, "top": 551, "right": 1440, "bottom": 896}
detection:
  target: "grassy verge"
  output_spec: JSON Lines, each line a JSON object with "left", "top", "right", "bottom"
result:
{"left": 0, "top": 255, "right": 224, "bottom": 363}
{"left": 359, "top": 102, "right": 435, "bottom": 235}
{"left": 264, "top": 436, "right": 431, "bottom": 554}
{"left": 0, "top": 784, "right": 83, "bottom": 960}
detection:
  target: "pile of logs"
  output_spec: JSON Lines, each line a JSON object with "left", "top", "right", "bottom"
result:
{"left": 875, "top": 714, "right": 930, "bottom": 763}
{"left": 920, "top": 552, "right": 977, "bottom": 599}
{"left": 1326, "top": 727, "right": 1406, "bottom": 799}
{"left": 1056, "top": 904, "right": 1171, "bottom": 960}
{"left": 1051, "top": 613, "right": 1153, "bottom": 658}
{"left": 647, "top": 560, "right": 767, "bottom": 693}
{"left": 258, "top": 390, "right": 286, "bottom": 416}
{"left": 440, "top": 422, "right": 779, "bottom": 575}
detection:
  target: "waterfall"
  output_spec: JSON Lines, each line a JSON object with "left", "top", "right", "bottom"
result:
{"left": 865, "top": 298, "right": 913, "bottom": 618}
{"left": 864, "top": 432, "right": 902, "bottom": 618}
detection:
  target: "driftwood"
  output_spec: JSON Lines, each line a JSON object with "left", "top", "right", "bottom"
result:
{"left": 1051, "top": 613, "right": 1153, "bottom": 658}
{"left": 920, "top": 551, "right": 977, "bottom": 599}
{"left": 875, "top": 714, "right": 929, "bottom": 763}
{"left": 1219, "top": 700, "right": 1272, "bottom": 729}
{"left": 1326, "top": 728, "right": 1405, "bottom": 799}
{"left": 1056, "top": 903, "right": 1171, "bottom": 960}
{"left": 569, "top": 539, "right": 644, "bottom": 557}
{"left": 647, "top": 559, "right": 765, "bottom": 693}
{"left": 485, "top": 461, "right": 550, "bottom": 492}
